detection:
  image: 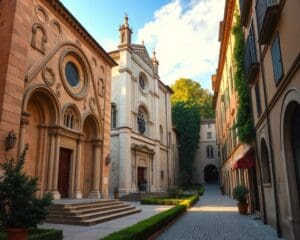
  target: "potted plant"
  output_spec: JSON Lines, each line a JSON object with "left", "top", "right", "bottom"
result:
{"left": 0, "top": 144, "right": 53, "bottom": 240}
{"left": 113, "top": 187, "right": 119, "bottom": 199}
{"left": 233, "top": 185, "right": 249, "bottom": 215}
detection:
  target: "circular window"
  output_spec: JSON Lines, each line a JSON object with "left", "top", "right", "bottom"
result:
{"left": 59, "top": 49, "right": 90, "bottom": 100}
{"left": 65, "top": 62, "right": 79, "bottom": 87}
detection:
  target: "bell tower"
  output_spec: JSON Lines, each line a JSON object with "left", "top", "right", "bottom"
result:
{"left": 119, "top": 14, "right": 132, "bottom": 46}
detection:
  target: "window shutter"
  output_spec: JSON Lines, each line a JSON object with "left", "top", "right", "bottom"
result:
{"left": 271, "top": 33, "right": 283, "bottom": 84}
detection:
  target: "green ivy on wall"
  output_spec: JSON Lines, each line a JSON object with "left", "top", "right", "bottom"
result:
{"left": 232, "top": 16, "right": 255, "bottom": 144}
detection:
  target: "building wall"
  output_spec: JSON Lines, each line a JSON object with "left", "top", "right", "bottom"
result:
{"left": 109, "top": 18, "right": 177, "bottom": 194}
{"left": 192, "top": 120, "right": 220, "bottom": 184}
{"left": 0, "top": 0, "right": 114, "bottom": 198}
{"left": 242, "top": 0, "right": 300, "bottom": 239}
{"left": 212, "top": 0, "right": 257, "bottom": 211}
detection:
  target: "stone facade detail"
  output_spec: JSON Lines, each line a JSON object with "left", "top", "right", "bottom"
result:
{"left": 109, "top": 16, "right": 178, "bottom": 194}
{"left": 0, "top": 0, "right": 116, "bottom": 199}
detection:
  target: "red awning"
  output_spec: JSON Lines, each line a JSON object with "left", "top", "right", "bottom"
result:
{"left": 233, "top": 148, "right": 254, "bottom": 170}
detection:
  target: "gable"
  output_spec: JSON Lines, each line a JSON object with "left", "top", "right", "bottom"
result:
{"left": 131, "top": 44, "right": 154, "bottom": 71}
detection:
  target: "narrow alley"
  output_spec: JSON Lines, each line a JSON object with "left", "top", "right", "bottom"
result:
{"left": 157, "top": 185, "right": 281, "bottom": 240}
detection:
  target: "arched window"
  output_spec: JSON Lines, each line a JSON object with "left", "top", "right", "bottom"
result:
{"left": 292, "top": 104, "right": 300, "bottom": 198}
{"left": 111, "top": 104, "right": 117, "bottom": 128}
{"left": 261, "top": 139, "right": 271, "bottom": 184}
{"left": 137, "top": 107, "right": 147, "bottom": 135}
{"left": 139, "top": 73, "right": 148, "bottom": 91}
{"left": 64, "top": 107, "right": 76, "bottom": 129}
{"left": 207, "top": 145, "right": 214, "bottom": 158}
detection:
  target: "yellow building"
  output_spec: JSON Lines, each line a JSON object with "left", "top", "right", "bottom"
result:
{"left": 212, "top": 0, "right": 259, "bottom": 214}
{"left": 241, "top": 0, "right": 300, "bottom": 239}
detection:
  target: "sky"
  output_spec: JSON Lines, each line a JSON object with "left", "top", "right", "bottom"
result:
{"left": 60, "top": 0, "right": 225, "bottom": 91}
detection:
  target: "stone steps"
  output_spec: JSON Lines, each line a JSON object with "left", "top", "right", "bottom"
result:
{"left": 46, "top": 199, "right": 141, "bottom": 226}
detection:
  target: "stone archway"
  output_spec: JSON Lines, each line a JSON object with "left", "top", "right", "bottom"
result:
{"left": 82, "top": 114, "right": 102, "bottom": 198}
{"left": 281, "top": 90, "right": 300, "bottom": 239}
{"left": 204, "top": 164, "right": 219, "bottom": 183}
{"left": 22, "top": 87, "right": 60, "bottom": 197}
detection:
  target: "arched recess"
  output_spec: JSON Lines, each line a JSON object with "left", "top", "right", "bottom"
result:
{"left": 81, "top": 113, "right": 101, "bottom": 197}
{"left": 62, "top": 103, "right": 82, "bottom": 130}
{"left": 22, "top": 86, "right": 60, "bottom": 194}
{"left": 137, "top": 103, "right": 151, "bottom": 136}
{"left": 280, "top": 89, "right": 300, "bottom": 238}
{"left": 204, "top": 164, "right": 219, "bottom": 183}
{"left": 260, "top": 139, "right": 272, "bottom": 184}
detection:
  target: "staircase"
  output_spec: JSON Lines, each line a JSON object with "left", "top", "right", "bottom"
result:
{"left": 45, "top": 199, "right": 141, "bottom": 226}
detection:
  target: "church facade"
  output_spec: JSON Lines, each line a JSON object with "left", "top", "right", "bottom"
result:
{"left": 0, "top": 0, "right": 115, "bottom": 198}
{"left": 109, "top": 17, "right": 177, "bottom": 194}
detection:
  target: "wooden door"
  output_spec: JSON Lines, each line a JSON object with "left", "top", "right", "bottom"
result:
{"left": 58, "top": 148, "right": 72, "bottom": 198}
{"left": 138, "top": 167, "right": 146, "bottom": 191}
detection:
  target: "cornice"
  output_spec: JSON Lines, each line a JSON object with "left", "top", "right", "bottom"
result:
{"left": 44, "top": 0, "right": 117, "bottom": 67}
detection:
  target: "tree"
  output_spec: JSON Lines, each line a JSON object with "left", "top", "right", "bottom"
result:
{"left": 0, "top": 144, "right": 53, "bottom": 229}
{"left": 172, "top": 101, "right": 200, "bottom": 183}
{"left": 171, "top": 78, "right": 215, "bottom": 118}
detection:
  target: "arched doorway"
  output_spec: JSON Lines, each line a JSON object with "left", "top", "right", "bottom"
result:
{"left": 204, "top": 164, "right": 219, "bottom": 183}
{"left": 281, "top": 93, "right": 300, "bottom": 239}
{"left": 23, "top": 88, "right": 59, "bottom": 196}
{"left": 82, "top": 114, "right": 101, "bottom": 197}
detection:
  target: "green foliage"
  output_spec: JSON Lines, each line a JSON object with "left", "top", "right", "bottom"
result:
{"left": 141, "top": 194, "right": 199, "bottom": 206}
{"left": 232, "top": 16, "right": 255, "bottom": 144}
{"left": 171, "top": 78, "right": 215, "bottom": 118}
{"left": 0, "top": 145, "right": 53, "bottom": 228}
{"left": 0, "top": 229, "right": 63, "bottom": 240}
{"left": 197, "top": 184, "right": 205, "bottom": 196}
{"left": 102, "top": 195, "right": 199, "bottom": 240}
{"left": 233, "top": 185, "right": 249, "bottom": 204}
{"left": 167, "top": 186, "right": 183, "bottom": 199}
{"left": 172, "top": 102, "right": 200, "bottom": 177}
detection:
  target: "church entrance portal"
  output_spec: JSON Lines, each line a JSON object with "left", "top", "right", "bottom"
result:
{"left": 138, "top": 167, "right": 147, "bottom": 191}
{"left": 58, "top": 148, "right": 72, "bottom": 198}
{"left": 204, "top": 164, "right": 219, "bottom": 183}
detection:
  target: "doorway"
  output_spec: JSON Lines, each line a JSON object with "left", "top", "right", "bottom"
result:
{"left": 137, "top": 167, "right": 147, "bottom": 191}
{"left": 204, "top": 164, "right": 219, "bottom": 183}
{"left": 58, "top": 148, "right": 72, "bottom": 198}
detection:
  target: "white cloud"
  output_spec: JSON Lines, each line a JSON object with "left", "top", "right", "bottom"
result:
{"left": 137, "top": 0, "right": 225, "bottom": 90}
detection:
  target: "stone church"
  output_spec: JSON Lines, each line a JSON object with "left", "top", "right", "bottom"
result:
{"left": 109, "top": 16, "right": 178, "bottom": 194}
{"left": 0, "top": 0, "right": 115, "bottom": 198}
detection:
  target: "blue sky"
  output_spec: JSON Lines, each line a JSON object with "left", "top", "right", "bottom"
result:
{"left": 60, "top": 0, "right": 225, "bottom": 90}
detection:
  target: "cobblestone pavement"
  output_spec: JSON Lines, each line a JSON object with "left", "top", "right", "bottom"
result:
{"left": 157, "top": 184, "right": 282, "bottom": 240}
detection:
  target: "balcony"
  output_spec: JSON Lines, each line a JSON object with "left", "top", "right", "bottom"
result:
{"left": 256, "top": 0, "right": 281, "bottom": 44}
{"left": 244, "top": 29, "right": 259, "bottom": 84}
{"left": 239, "top": 0, "right": 252, "bottom": 26}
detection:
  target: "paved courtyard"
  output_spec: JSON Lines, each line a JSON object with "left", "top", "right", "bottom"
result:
{"left": 40, "top": 202, "right": 172, "bottom": 240}
{"left": 157, "top": 184, "right": 282, "bottom": 240}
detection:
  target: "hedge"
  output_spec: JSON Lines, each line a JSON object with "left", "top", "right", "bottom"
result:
{"left": 198, "top": 185, "right": 205, "bottom": 196}
{"left": 0, "top": 228, "right": 63, "bottom": 240}
{"left": 101, "top": 195, "right": 199, "bottom": 240}
{"left": 141, "top": 194, "right": 196, "bottom": 205}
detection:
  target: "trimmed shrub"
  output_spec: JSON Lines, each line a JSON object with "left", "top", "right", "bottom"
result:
{"left": 102, "top": 195, "right": 199, "bottom": 240}
{"left": 0, "top": 228, "right": 63, "bottom": 240}
{"left": 198, "top": 185, "right": 205, "bottom": 196}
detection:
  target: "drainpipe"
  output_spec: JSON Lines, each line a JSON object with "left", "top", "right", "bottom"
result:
{"left": 258, "top": 43, "right": 282, "bottom": 238}
{"left": 165, "top": 91, "right": 170, "bottom": 189}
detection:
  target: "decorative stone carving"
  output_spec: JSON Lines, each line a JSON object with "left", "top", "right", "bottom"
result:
{"left": 83, "top": 99, "right": 88, "bottom": 110}
{"left": 50, "top": 19, "right": 61, "bottom": 36}
{"left": 31, "top": 23, "right": 47, "bottom": 54}
{"left": 56, "top": 83, "right": 61, "bottom": 97}
{"left": 35, "top": 5, "right": 48, "bottom": 23}
{"left": 91, "top": 57, "right": 97, "bottom": 67}
{"left": 42, "top": 66, "right": 55, "bottom": 86}
{"left": 98, "top": 78, "right": 105, "bottom": 97}
{"left": 132, "top": 46, "right": 153, "bottom": 70}
{"left": 89, "top": 97, "right": 96, "bottom": 112}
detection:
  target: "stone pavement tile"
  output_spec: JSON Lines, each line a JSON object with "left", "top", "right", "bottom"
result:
{"left": 39, "top": 202, "right": 172, "bottom": 240}
{"left": 157, "top": 184, "right": 283, "bottom": 240}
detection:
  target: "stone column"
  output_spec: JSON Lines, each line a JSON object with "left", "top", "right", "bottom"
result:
{"left": 51, "top": 131, "right": 61, "bottom": 199}
{"left": 89, "top": 139, "right": 102, "bottom": 198}
{"left": 73, "top": 138, "right": 82, "bottom": 198}
{"left": 46, "top": 132, "right": 56, "bottom": 191}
